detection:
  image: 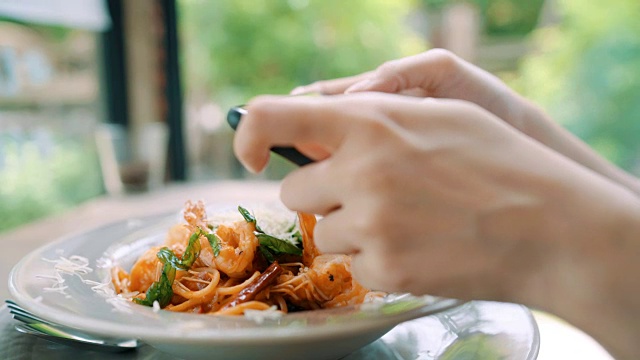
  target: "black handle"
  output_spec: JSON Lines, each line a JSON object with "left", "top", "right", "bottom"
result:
{"left": 227, "top": 106, "right": 314, "bottom": 166}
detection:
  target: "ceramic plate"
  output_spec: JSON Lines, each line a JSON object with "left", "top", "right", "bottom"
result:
{"left": 9, "top": 205, "right": 462, "bottom": 360}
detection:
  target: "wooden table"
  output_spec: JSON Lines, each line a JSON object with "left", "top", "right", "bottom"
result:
{"left": 0, "top": 180, "right": 612, "bottom": 359}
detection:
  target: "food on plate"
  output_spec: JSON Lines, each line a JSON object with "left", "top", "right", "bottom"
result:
{"left": 111, "top": 201, "right": 377, "bottom": 315}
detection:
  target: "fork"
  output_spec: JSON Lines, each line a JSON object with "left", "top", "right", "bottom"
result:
{"left": 5, "top": 299, "right": 139, "bottom": 353}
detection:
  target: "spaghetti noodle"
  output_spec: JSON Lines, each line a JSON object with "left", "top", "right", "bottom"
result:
{"left": 111, "top": 201, "right": 374, "bottom": 315}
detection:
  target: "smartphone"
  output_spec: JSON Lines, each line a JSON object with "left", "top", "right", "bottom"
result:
{"left": 226, "top": 105, "right": 313, "bottom": 166}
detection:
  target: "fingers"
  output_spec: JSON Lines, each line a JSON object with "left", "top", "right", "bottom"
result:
{"left": 290, "top": 71, "right": 374, "bottom": 95}
{"left": 280, "top": 161, "right": 342, "bottom": 216}
{"left": 233, "top": 93, "right": 437, "bottom": 173}
{"left": 312, "top": 206, "right": 361, "bottom": 255}
{"left": 233, "top": 95, "right": 350, "bottom": 173}
{"left": 345, "top": 49, "right": 462, "bottom": 96}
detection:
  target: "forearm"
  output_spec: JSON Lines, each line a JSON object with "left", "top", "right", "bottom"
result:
{"left": 518, "top": 99, "right": 640, "bottom": 197}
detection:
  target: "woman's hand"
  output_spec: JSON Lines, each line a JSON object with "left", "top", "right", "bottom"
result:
{"left": 291, "top": 49, "right": 640, "bottom": 197}
{"left": 234, "top": 93, "right": 635, "bottom": 294}
{"left": 234, "top": 93, "right": 640, "bottom": 358}
{"left": 292, "top": 49, "right": 531, "bottom": 135}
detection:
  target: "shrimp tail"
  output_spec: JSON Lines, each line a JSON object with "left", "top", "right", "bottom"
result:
{"left": 298, "top": 212, "right": 321, "bottom": 266}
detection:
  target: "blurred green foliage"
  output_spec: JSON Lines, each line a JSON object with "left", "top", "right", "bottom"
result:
{"left": 514, "top": 0, "right": 640, "bottom": 172}
{"left": 0, "top": 135, "right": 103, "bottom": 232}
{"left": 422, "top": 0, "right": 546, "bottom": 36}
{"left": 0, "top": 22, "right": 103, "bottom": 233}
{"left": 179, "top": 0, "right": 426, "bottom": 107}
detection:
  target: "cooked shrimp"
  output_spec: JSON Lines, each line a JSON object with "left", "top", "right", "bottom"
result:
{"left": 127, "top": 245, "right": 165, "bottom": 292}
{"left": 272, "top": 212, "right": 367, "bottom": 308}
{"left": 183, "top": 200, "right": 209, "bottom": 229}
{"left": 271, "top": 254, "right": 368, "bottom": 309}
{"left": 111, "top": 266, "right": 131, "bottom": 294}
{"left": 114, "top": 202, "right": 216, "bottom": 294}
{"left": 213, "top": 220, "right": 259, "bottom": 278}
{"left": 164, "top": 223, "right": 215, "bottom": 268}
{"left": 179, "top": 200, "right": 216, "bottom": 267}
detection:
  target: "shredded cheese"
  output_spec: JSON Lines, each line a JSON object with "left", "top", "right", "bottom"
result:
{"left": 208, "top": 205, "right": 302, "bottom": 246}
{"left": 243, "top": 306, "right": 284, "bottom": 324}
{"left": 38, "top": 253, "right": 136, "bottom": 313}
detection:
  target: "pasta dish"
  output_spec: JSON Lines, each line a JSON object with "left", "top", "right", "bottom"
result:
{"left": 111, "top": 201, "right": 375, "bottom": 315}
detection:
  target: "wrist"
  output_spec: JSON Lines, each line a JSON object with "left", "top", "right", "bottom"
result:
{"left": 539, "top": 185, "right": 640, "bottom": 359}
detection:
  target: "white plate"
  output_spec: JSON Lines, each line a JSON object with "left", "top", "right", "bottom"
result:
{"left": 8, "top": 208, "right": 462, "bottom": 360}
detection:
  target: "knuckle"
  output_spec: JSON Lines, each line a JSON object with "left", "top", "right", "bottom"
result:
{"left": 353, "top": 113, "right": 392, "bottom": 141}
{"left": 246, "top": 95, "right": 276, "bottom": 116}
{"left": 424, "top": 48, "right": 459, "bottom": 72}
{"left": 375, "top": 60, "right": 407, "bottom": 90}
{"left": 375, "top": 59, "right": 400, "bottom": 77}
{"left": 243, "top": 101, "right": 271, "bottom": 134}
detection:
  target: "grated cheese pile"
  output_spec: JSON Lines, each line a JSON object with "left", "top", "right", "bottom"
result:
{"left": 207, "top": 205, "right": 302, "bottom": 246}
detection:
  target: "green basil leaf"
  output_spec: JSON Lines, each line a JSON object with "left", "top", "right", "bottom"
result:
{"left": 259, "top": 245, "right": 275, "bottom": 264}
{"left": 182, "top": 230, "right": 202, "bottom": 268}
{"left": 238, "top": 206, "right": 263, "bottom": 233}
{"left": 134, "top": 259, "right": 176, "bottom": 307}
{"left": 238, "top": 205, "right": 255, "bottom": 223}
{"left": 257, "top": 233, "right": 303, "bottom": 256}
{"left": 204, "top": 232, "right": 221, "bottom": 257}
{"left": 157, "top": 247, "right": 186, "bottom": 270}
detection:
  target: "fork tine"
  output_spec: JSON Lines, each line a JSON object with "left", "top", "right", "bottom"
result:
{"left": 9, "top": 306, "right": 51, "bottom": 324}
{"left": 11, "top": 312, "right": 42, "bottom": 325}
{"left": 6, "top": 302, "right": 53, "bottom": 325}
{"left": 4, "top": 299, "right": 139, "bottom": 351}
{"left": 6, "top": 299, "right": 26, "bottom": 309}
{"left": 6, "top": 300, "right": 102, "bottom": 335}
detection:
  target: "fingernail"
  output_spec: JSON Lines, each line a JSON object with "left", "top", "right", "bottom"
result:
{"left": 242, "top": 161, "right": 262, "bottom": 174}
{"left": 290, "top": 86, "right": 307, "bottom": 95}
{"left": 245, "top": 152, "right": 270, "bottom": 174}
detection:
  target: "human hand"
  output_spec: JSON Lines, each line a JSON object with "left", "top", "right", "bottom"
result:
{"left": 234, "top": 93, "right": 637, "bottom": 299}
{"left": 291, "top": 49, "right": 640, "bottom": 197}
{"left": 234, "top": 93, "right": 640, "bottom": 358}
{"left": 291, "top": 49, "right": 532, "bottom": 136}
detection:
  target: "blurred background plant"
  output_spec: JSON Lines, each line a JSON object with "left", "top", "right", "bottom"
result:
{"left": 180, "top": 0, "right": 425, "bottom": 103}
{"left": 512, "top": 0, "right": 640, "bottom": 172}
{"left": 0, "top": 132, "right": 102, "bottom": 230}
{"left": 0, "top": 21, "right": 103, "bottom": 232}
